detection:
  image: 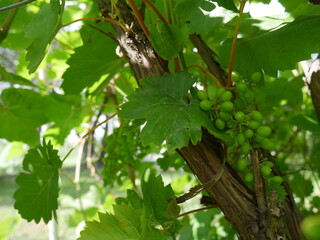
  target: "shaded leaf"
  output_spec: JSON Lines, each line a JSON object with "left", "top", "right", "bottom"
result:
{"left": 25, "top": 0, "right": 63, "bottom": 73}
{"left": 119, "top": 72, "right": 214, "bottom": 151}
{"left": 149, "top": 23, "right": 188, "bottom": 60}
{"left": 213, "top": 0, "right": 238, "bottom": 12}
{"left": 220, "top": 16, "right": 320, "bottom": 77}
{"left": 14, "top": 141, "right": 62, "bottom": 223}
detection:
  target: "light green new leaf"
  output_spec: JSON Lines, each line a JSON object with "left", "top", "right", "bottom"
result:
{"left": 14, "top": 141, "right": 62, "bottom": 223}
{"left": 78, "top": 205, "right": 166, "bottom": 240}
{"left": 61, "top": 25, "right": 123, "bottom": 94}
{"left": 25, "top": 0, "right": 63, "bottom": 73}
{"left": 220, "top": 16, "right": 320, "bottom": 77}
{"left": 119, "top": 72, "right": 214, "bottom": 151}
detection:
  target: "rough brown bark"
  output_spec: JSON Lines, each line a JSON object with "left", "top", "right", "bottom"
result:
{"left": 305, "top": 55, "right": 320, "bottom": 122}
{"left": 96, "top": 0, "right": 304, "bottom": 239}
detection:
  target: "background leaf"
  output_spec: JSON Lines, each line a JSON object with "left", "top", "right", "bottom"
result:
{"left": 220, "top": 16, "right": 320, "bottom": 77}
{"left": 25, "top": 0, "right": 63, "bottom": 73}
{"left": 14, "top": 141, "right": 62, "bottom": 223}
{"left": 61, "top": 24, "right": 123, "bottom": 94}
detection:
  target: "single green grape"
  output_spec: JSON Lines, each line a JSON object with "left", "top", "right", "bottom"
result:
{"left": 236, "top": 82, "right": 247, "bottom": 93}
{"left": 263, "top": 161, "right": 274, "bottom": 168}
{"left": 250, "top": 72, "right": 262, "bottom": 83}
{"left": 257, "top": 126, "right": 272, "bottom": 138}
{"left": 261, "top": 139, "right": 274, "bottom": 150}
{"left": 261, "top": 165, "right": 271, "bottom": 176}
{"left": 221, "top": 101, "right": 234, "bottom": 112}
{"left": 244, "top": 173, "right": 254, "bottom": 183}
{"left": 237, "top": 133, "right": 246, "bottom": 145}
{"left": 197, "top": 90, "right": 208, "bottom": 100}
{"left": 271, "top": 176, "right": 283, "bottom": 184}
{"left": 248, "top": 120, "right": 261, "bottom": 130}
{"left": 219, "top": 112, "right": 232, "bottom": 121}
{"left": 216, "top": 88, "right": 226, "bottom": 98}
{"left": 255, "top": 135, "right": 265, "bottom": 143}
{"left": 250, "top": 111, "right": 263, "bottom": 122}
{"left": 221, "top": 91, "right": 232, "bottom": 102}
{"left": 215, "top": 118, "right": 225, "bottom": 130}
{"left": 207, "top": 85, "right": 218, "bottom": 99}
{"left": 244, "top": 91, "right": 254, "bottom": 102}
{"left": 237, "top": 158, "right": 247, "bottom": 171}
{"left": 234, "top": 111, "right": 245, "bottom": 122}
{"left": 240, "top": 142, "right": 250, "bottom": 155}
{"left": 244, "top": 129, "right": 253, "bottom": 139}
{"left": 200, "top": 100, "right": 212, "bottom": 111}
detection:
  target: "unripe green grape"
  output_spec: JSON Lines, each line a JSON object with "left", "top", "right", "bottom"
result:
{"left": 234, "top": 111, "right": 245, "bottom": 122}
{"left": 250, "top": 72, "right": 262, "bottom": 83}
{"left": 263, "top": 161, "right": 274, "bottom": 168}
{"left": 244, "top": 129, "right": 253, "bottom": 139}
{"left": 215, "top": 118, "right": 225, "bottom": 130}
{"left": 232, "top": 72, "right": 240, "bottom": 82}
{"left": 261, "top": 165, "right": 271, "bottom": 176}
{"left": 237, "top": 158, "right": 247, "bottom": 171}
{"left": 251, "top": 111, "right": 263, "bottom": 122}
{"left": 187, "top": 92, "right": 192, "bottom": 102}
{"left": 271, "top": 176, "right": 284, "bottom": 184}
{"left": 207, "top": 85, "right": 218, "bottom": 99}
{"left": 244, "top": 91, "right": 254, "bottom": 102}
{"left": 240, "top": 142, "right": 250, "bottom": 155}
{"left": 237, "top": 133, "right": 246, "bottom": 145}
{"left": 219, "top": 112, "right": 232, "bottom": 121}
{"left": 261, "top": 139, "right": 274, "bottom": 150}
{"left": 248, "top": 120, "right": 261, "bottom": 130}
{"left": 216, "top": 88, "right": 226, "bottom": 97}
{"left": 221, "top": 101, "right": 234, "bottom": 112}
{"left": 234, "top": 99, "right": 245, "bottom": 110}
{"left": 255, "top": 135, "right": 265, "bottom": 143}
{"left": 200, "top": 100, "right": 212, "bottom": 111}
{"left": 197, "top": 90, "right": 208, "bottom": 100}
{"left": 236, "top": 82, "right": 247, "bottom": 93}
{"left": 244, "top": 173, "right": 254, "bottom": 183}
{"left": 221, "top": 91, "right": 232, "bottom": 102}
{"left": 257, "top": 126, "right": 272, "bottom": 138}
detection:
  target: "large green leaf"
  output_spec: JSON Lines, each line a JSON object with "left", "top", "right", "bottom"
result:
{"left": 25, "top": 0, "right": 63, "bottom": 73}
{"left": 119, "top": 72, "right": 214, "bottom": 151}
{"left": 14, "top": 141, "right": 62, "bottom": 223}
{"left": 78, "top": 204, "right": 166, "bottom": 240}
{"left": 220, "top": 16, "right": 320, "bottom": 77}
{"left": 61, "top": 25, "right": 123, "bottom": 94}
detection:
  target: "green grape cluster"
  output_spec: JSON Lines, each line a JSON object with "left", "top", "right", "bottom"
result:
{"left": 197, "top": 72, "right": 277, "bottom": 185}
{"left": 197, "top": 72, "right": 273, "bottom": 155}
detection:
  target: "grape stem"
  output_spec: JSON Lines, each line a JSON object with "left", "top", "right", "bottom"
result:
{"left": 227, "top": 0, "right": 247, "bottom": 87}
{"left": 187, "top": 64, "right": 223, "bottom": 88}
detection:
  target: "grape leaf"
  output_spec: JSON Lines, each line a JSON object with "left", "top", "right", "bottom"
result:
{"left": 25, "top": 0, "right": 63, "bottom": 73}
{"left": 61, "top": 25, "right": 124, "bottom": 94}
{"left": 142, "top": 169, "right": 179, "bottom": 224}
{"left": 14, "top": 141, "right": 62, "bottom": 223}
{"left": 119, "top": 72, "right": 214, "bottom": 151}
{"left": 78, "top": 204, "right": 166, "bottom": 240}
{"left": 213, "top": 0, "right": 238, "bottom": 12}
{"left": 149, "top": 23, "right": 188, "bottom": 60}
{"left": 0, "top": 65, "right": 37, "bottom": 87}
{"left": 220, "top": 16, "right": 320, "bottom": 77}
